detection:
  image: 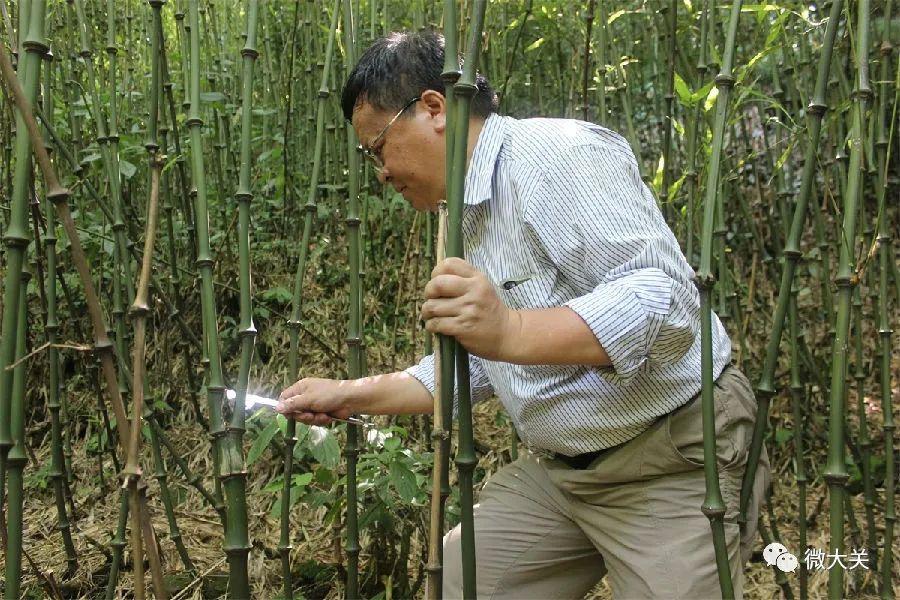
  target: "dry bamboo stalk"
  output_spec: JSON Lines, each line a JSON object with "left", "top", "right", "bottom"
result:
{"left": 426, "top": 202, "right": 449, "bottom": 600}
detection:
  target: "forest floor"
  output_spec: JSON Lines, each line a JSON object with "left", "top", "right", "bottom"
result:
{"left": 6, "top": 379, "right": 899, "bottom": 600}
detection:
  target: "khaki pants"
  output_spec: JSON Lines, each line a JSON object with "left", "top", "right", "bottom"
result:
{"left": 443, "top": 366, "right": 771, "bottom": 599}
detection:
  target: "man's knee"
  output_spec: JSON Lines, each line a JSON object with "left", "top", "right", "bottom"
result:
{"left": 441, "top": 525, "right": 463, "bottom": 597}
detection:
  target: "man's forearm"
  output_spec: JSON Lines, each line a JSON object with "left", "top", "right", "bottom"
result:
{"left": 502, "top": 307, "right": 611, "bottom": 367}
{"left": 343, "top": 371, "right": 434, "bottom": 415}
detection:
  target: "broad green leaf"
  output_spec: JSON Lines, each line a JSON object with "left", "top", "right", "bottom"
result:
{"left": 703, "top": 87, "right": 719, "bottom": 113}
{"left": 201, "top": 91, "right": 226, "bottom": 103}
{"left": 119, "top": 159, "right": 137, "bottom": 179}
{"left": 389, "top": 460, "right": 418, "bottom": 503}
{"left": 673, "top": 73, "right": 692, "bottom": 107}
{"left": 384, "top": 435, "right": 402, "bottom": 452}
{"left": 247, "top": 418, "right": 281, "bottom": 466}
{"left": 308, "top": 426, "right": 340, "bottom": 468}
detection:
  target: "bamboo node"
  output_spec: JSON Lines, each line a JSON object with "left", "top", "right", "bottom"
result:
{"left": 807, "top": 102, "right": 827, "bottom": 116}
{"left": 240, "top": 48, "right": 259, "bottom": 59}
{"left": 453, "top": 82, "right": 478, "bottom": 97}
{"left": 823, "top": 472, "right": 849, "bottom": 486}
{"left": 701, "top": 505, "right": 726, "bottom": 520}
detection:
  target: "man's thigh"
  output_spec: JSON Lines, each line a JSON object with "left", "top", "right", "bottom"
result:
{"left": 556, "top": 365, "right": 770, "bottom": 599}
{"left": 443, "top": 456, "right": 605, "bottom": 599}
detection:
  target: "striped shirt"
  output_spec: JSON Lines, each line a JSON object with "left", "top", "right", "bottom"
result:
{"left": 406, "top": 114, "right": 732, "bottom": 455}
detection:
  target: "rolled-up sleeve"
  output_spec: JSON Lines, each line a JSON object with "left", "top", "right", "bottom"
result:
{"left": 405, "top": 350, "right": 495, "bottom": 414}
{"left": 525, "top": 142, "right": 700, "bottom": 383}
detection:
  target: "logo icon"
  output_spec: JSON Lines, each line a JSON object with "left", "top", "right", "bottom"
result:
{"left": 764, "top": 542, "right": 798, "bottom": 573}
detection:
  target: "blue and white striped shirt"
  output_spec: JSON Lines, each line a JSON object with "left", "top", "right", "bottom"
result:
{"left": 406, "top": 114, "right": 732, "bottom": 455}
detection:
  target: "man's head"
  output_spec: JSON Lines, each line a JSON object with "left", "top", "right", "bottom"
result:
{"left": 342, "top": 31, "right": 497, "bottom": 211}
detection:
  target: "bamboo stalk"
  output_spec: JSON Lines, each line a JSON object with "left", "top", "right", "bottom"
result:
{"left": 873, "top": 1, "right": 896, "bottom": 595}
{"left": 695, "top": 1, "right": 742, "bottom": 597}
{"left": 342, "top": 2, "right": 365, "bottom": 596}
{"left": 185, "top": 0, "right": 251, "bottom": 594}
{"left": 447, "top": 3, "right": 488, "bottom": 596}
{"left": 825, "top": 2, "right": 870, "bottom": 597}
{"left": 740, "top": 0, "right": 845, "bottom": 526}
{"left": 426, "top": 204, "right": 449, "bottom": 600}
{"left": 282, "top": 3, "right": 341, "bottom": 597}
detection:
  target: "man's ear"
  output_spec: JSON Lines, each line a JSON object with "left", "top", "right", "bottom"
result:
{"left": 420, "top": 89, "right": 447, "bottom": 133}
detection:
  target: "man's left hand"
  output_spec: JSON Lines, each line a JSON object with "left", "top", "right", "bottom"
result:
{"left": 421, "top": 257, "right": 521, "bottom": 361}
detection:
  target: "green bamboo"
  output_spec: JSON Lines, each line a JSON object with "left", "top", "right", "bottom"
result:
{"left": 0, "top": 0, "right": 39, "bottom": 501}
{"left": 448, "top": 3, "right": 488, "bottom": 597}
{"left": 825, "top": 2, "right": 869, "bottom": 596}
{"left": 220, "top": 0, "right": 261, "bottom": 596}
{"left": 341, "top": 3, "right": 364, "bottom": 597}
{"left": 788, "top": 289, "right": 808, "bottom": 600}
{"left": 739, "top": 0, "right": 844, "bottom": 525}
{"left": 282, "top": 3, "right": 341, "bottom": 596}
{"left": 6, "top": 269, "right": 31, "bottom": 599}
{"left": 852, "top": 280, "right": 877, "bottom": 565}
{"left": 874, "top": 3, "right": 895, "bottom": 597}
{"left": 186, "top": 0, "right": 250, "bottom": 595}
{"left": 696, "top": 1, "right": 742, "bottom": 597}
{"left": 659, "top": 0, "right": 676, "bottom": 224}
{"left": 41, "top": 47, "right": 78, "bottom": 576}
{"left": 438, "top": 0, "right": 460, "bottom": 555}
{"left": 1, "top": 3, "right": 41, "bottom": 595}
{"left": 580, "top": 0, "right": 595, "bottom": 121}
{"left": 681, "top": 0, "right": 710, "bottom": 265}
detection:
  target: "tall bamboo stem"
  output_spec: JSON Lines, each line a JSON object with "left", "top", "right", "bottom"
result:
{"left": 874, "top": 2, "right": 895, "bottom": 595}
{"left": 448, "top": 3, "right": 488, "bottom": 597}
{"left": 696, "top": 1, "right": 742, "bottom": 597}
{"left": 426, "top": 204, "right": 449, "bottom": 600}
{"left": 283, "top": 3, "right": 341, "bottom": 597}
{"left": 825, "top": 2, "right": 869, "bottom": 597}
{"left": 740, "top": 0, "right": 844, "bottom": 525}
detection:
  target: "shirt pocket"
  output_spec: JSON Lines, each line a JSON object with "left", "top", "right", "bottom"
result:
{"left": 492, "top": 268, "right": 553, "bottom": 311}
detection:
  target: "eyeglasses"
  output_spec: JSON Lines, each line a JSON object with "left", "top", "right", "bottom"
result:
{"left": 358, "top": 96, "right": 420, "bottom": 172}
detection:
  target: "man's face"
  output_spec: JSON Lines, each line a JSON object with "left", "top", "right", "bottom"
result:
{"left": 351, "top": 91, "right": 447, "bottom": 212}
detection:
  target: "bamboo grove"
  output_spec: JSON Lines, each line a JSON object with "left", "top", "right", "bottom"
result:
{"left": 0, "top": 0, "right": 896, "bottom": 598}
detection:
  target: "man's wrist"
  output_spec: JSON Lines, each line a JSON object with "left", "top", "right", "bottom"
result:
{"left": 499, "top": 309, "right": 527, "bottom": 364}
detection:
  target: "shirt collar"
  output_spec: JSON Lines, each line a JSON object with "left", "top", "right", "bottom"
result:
{"left": 464, "top": 113, "right": 505, "bottom": 206}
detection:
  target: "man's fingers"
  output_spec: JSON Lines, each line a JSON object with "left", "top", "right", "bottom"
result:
{"left": 431, "top": 257, "right": 477, "bottom": 279}
{"left": 277, "top": 394, "right": 312, "bottom": 414}
{"left": 420, "top": 298, "right": 464, "bottom": 321}
{"left": 424, "top": 273, "right": 469, "bottom": 300}
{"left": 424, "top": 316, "right": 455, "bottom": 336}
{"left": 278, "top": 379, "right": 306, "bottom": 401}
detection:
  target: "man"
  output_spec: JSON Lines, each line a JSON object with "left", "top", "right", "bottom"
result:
{"left": 277, "top": 31, "right": 771, "bottom": 599}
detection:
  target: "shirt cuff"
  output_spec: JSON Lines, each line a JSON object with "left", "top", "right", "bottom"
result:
{"left": 404, "top": 356, "right": 436, "bottom": 396}
{"left": 565, "top": 284, "right": 648, "bottom": 382}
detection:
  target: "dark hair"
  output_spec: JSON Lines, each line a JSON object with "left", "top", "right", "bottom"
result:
{"left": 341, "top": 31, "right": 498, "bottom": 122}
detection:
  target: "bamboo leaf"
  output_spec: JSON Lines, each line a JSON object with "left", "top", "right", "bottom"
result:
{"left": 673, "top": 73, "right": 692, "bottom": 107}
{"left": 118, "top": 159, "right": 136, "bottom": 179}
{"left": 247, "top": 419, "right": 281, "bottom": 466}
{"left": 524, "top": 37, "right": 545, "bottom": 52}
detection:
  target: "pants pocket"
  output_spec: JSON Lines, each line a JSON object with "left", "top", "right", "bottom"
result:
{"left": 666, "top": 366, "right": 758, "bottom": 472}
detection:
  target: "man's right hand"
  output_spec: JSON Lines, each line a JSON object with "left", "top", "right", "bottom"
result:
{"left": 276, "top": 377, "right": 354, "bottom": 426}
